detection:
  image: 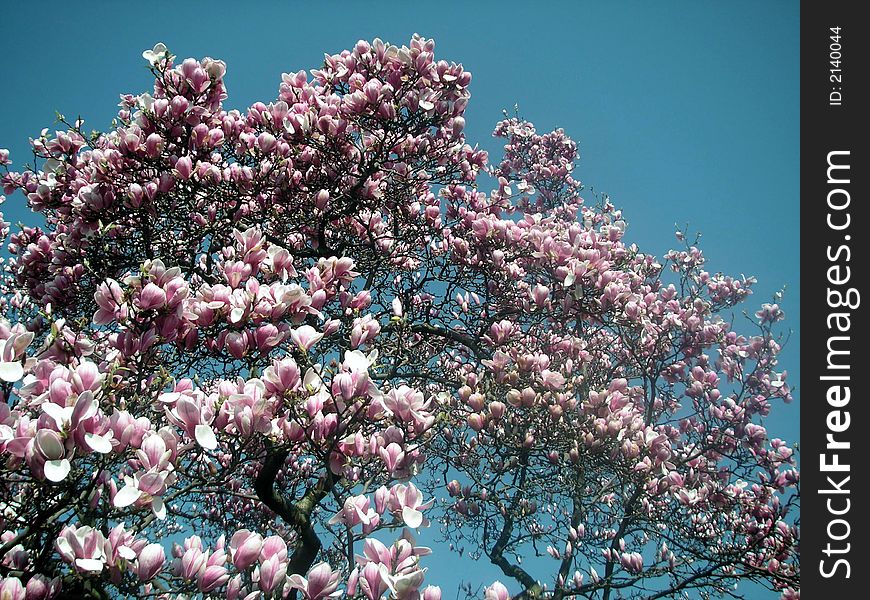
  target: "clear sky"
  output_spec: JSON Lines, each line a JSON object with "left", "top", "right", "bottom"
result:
{"left": 0, "top": 1, "right": 799, "bottom": 595}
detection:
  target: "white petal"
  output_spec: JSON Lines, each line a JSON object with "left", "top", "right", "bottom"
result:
{"left": 119, "top": 545, "right": 137, "bottom": 560}
{"left": 56, "top": 537, "right": 74, "bottom": 561}
{"left": 85, "top": 433, "right": 113, "bottom": 454}
{"left": 342, "top": 350, "right": 371, "bottom": 373}
{"left": 195, "top": 424, "right": 218, "bottom": 450}
{"left": 75, "top": 558, "right": 105, "bottom": 572}
{"left": 402, "top": 506, "right": 424, "bottom": 529}
{"left": 42, "top": 403, "right": 72, "bottom": 428}
{"left": 0, "top": 361, "right": 24, "bottom": 382}
{"left": 152, "top": 496, "right": 167, "bottom": 520}
{"left": 138, "top": 93, "right": 155, "bottom": 112}
{"left": 393, "top": 570, "right": 425, "bottom": 594}
{"left": 303, "top": 367, "right": 323, "bottom": 392}
{"left": 113, "top": 484, "right": 142, "bottom": 508}
{"left": 44, "top": 459, "right": 71, "bottom": 482}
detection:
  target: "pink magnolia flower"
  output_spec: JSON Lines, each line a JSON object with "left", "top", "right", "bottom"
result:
{"left": 287, "top": 562, "right": 342, "bottom": 600}
{"left": 360, "top": 538, "right": 392, "bottom": 567}
{"left": 137, "top": 543, "right": 166, "bottom": 580}
{"left": 378, "top": 565, "right": 426, "bottom": 599}
{"left": 24, "top": 574, "right": 60, "bottom": 600}
{"left": 263, "top": 357, "right": 301, "bottom": 395}
{"left": 0, "top": 577, "right": 25, "bottom": 600}
{"left": 484, "top": 581, "right": 510, "bottom": 600}
{"left": 174, "top": 156, "right": 193, "bottom": 180}
{"left": 113, "top": 469, "right": 172, "bottom": 520}
{"left": 0, "top": 331, "right": 33, "bottom": 382}
{"left": 227, "top": 379, "right": 272, "bottom": 437}
{"left": 384, "top": 385, "right": 434, "bottom": 432}
{"left": 42, "top": 390, "right": 114, "bottom": 456}
{"left": 30, "top": 429, "right": 71, "bottom": 482}
{"left": 290, "top": 325, "right": 324, "bottom": 351}
{"left": 257, "top": 536, "right": 288, "bottom": 594}
{"left": 329, "top": 495, "right": 378, "bottom": 529}
{"left": 142, "top": 42, "right": 174, "bottom": 65}
{"left": 229, "top": 529, "right": 263, "bottom": 570}
{"left": 198, "top": 563, "right": 229, "bottom": 592}
{"left": 423, "top": 585, "right": 442, "bottom": 600}
{"left": 530, "top": 284, "right": 550, "bottom": 308}
{"left": 388, "top": 483, "right": 432, "bottom": 529}
{"left": 171, "top": 537, "right": 206, "bottom": 581}
{"left": 351, "top": 314, "right": 381, "bottom": 348}
{"left": 137, "top": 282, "right": 167, "bottom": 310}
{"left": 165, "top": 390, "right": 217, "bottom": 450}
{"left": 55, "top": 525, "right": 107, "bottom": 573}
{"left": 539, "top": 369, "right": 566, "bottom": 391}
{"left": 348, "top": 562, "right": 388, "bottom": 600}
{"left": 379, "top": 442, "right": 405, "bottom": 475}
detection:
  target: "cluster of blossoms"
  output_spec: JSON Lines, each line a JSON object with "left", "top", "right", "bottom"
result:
{"left": 0, "top": 36, "right": 797, "bottom": 599}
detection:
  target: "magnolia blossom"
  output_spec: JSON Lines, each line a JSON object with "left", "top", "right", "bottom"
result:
{"left": 0, "top": 331, "right": 32, "bottom": 382}
{"left": 228, "top": 529, "right": 263, "bottom": 570}
{"left": 287, "top": 562, "right": 343, "bottom": 600}
{"left": 0, "top": 34, "right": 797, "bottom": 600}
{"left": 485, "top": 581, "right": 510, "bottom": 600}
{"left": 55, "top": 525, "right": 110, "bottom": 573}
{"left": 388, "top": 483, "right": 433, "bottom": 529}
{"left": 290, "top": 325, "right": 324, "bottom": 351}
{"left": 329, "top": 494, "right": 378, "bottom": 529}
{"left": 142, "top": 42, "right": 175, "bottom": 65}
{"left": 136, "top": 543, "right": 166, "bottom": 580}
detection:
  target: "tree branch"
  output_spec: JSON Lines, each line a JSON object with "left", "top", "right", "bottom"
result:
{"left": 254, "top": 446, "right": 338, "bottom": 579}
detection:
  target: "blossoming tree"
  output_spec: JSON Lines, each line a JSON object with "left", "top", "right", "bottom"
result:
{"left": 0, "top": 36, "right": 798, "bottom": 599}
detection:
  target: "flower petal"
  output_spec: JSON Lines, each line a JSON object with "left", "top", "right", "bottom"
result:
{"left": 85, "top": 432, "right": 113, "bottom": 454}
{"left": 75, "top": 558, "right": 105, "bottom": 572}
{"left": 195, "top": 424, "right": 218, "bottom": 450}
{"left": 113, "top": 484, "right": 142, "bottom": 508}
{"left": 152, "top": 496, "right": 167, "bottom": 520}
{"left": 0, "top": 361, "right": 24, "bottom": 382}
{"left": 44, "top": 459, "right": 71, "bottom": 482}
{"left": 42, "top": 403, "right": 72, "bottom": 428}
{"left": 402, "top": 506, "right": 424, "bottom": 529}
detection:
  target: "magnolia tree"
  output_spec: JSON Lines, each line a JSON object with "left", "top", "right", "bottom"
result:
{"left": 0, "top": 36, "right": 799, "bottom": 600}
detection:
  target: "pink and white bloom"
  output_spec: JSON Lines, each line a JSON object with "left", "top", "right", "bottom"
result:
{"left": 229, "top": 529, "right": 263, "bottom": 570}
{"left": 287, "top": 562, "right": 342, "bottom": 600}
{"left": 484, "top": 581, "right": 510, "bottom": 600}
{"left": 290, "top": 325, "right": 324, "bottom": 351}
{"left": 136, "top": 543, "right": 166, "bottom": 580}
{"left": 55, "top": 525, "right": 108, "bottom": 573}
{"left": 329, "top": 495, "right": 378, "bottom": 529}
{"left": 0, "top": 331, "right": 33, "bottom": 382}
{"left": 388, "top": 483, "right": 433, "bottom": 528}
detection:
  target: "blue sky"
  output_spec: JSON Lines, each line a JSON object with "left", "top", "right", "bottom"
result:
{"left": 0, "top": 1, "right": 799, "bottom": 595}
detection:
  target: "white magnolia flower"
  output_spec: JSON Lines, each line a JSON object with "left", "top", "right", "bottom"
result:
{"left": 142, "top": 43, "right": 175, "bottom": 66}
